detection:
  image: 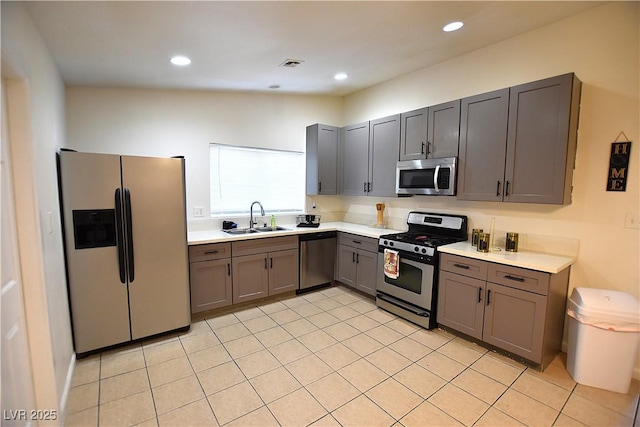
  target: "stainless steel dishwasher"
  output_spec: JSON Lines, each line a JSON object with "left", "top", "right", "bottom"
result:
{"left": 298, "top": 231, "right": 337, "bottom": 293}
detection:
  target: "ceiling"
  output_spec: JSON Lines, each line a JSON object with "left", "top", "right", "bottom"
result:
{"left": 25, "top": 1, "right": 601, "bottom": 96}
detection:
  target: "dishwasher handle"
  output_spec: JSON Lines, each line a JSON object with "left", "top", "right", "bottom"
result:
{"left": 298, "top": 231, "right": 337, "bottom": 241}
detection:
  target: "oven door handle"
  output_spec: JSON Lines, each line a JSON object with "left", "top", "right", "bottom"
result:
{"left": 433, "top": 165, "right": 441, "bottom": 193}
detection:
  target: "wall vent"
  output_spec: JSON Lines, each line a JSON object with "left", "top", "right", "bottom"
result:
{"left": 280, "top": 59, "right": 305, "bottom": 68}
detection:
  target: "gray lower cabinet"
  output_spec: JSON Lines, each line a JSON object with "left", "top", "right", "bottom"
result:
{"left": 306, "top": 124, "right": 338, "bottom": 195}
{"left": 341, "top": 115, "right": 400, "bottom": 197}
{"left": 458, "top": 73, "right": 581, "bottom": 204}
{"left": 188, "top": 243, "right": 232, "bottom": 313}
{"left": 336, "top": 233, "right": 378, "bottom": 296}
{"left": 232, "top": 236, "right": 299, "bottom": 304}
{"left": 437, "top": 253, "right": 569, "bottom": 369}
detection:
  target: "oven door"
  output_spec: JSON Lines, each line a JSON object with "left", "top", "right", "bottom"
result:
{"left": 376, "top": 252, "right": 434, "bottom": 310}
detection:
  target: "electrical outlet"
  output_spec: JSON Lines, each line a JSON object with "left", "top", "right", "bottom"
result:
{"left": 625, "top": 212, "right": 640, "bottom": 229}
{"left": 193, "top": 206, "right": 204, "bottom": 217}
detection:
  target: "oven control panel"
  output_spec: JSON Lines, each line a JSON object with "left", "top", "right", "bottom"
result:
{"left": 379, "top": 238, "right": 435, "bottom": 257}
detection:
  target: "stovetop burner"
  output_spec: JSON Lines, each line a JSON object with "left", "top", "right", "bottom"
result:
{"left": 378, "top": 212, "right": 468, "bottom": 259}
{"left": 385, "top": 232, "right": 462, "bottom": 247}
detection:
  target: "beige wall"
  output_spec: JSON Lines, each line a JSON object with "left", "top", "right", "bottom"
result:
{"left": 65, "top": 87, "right": 343, "bottom": 221}
{"left": 328, "top": 2, "right": 638, "bottom": 300}
{"left": 1, "top": 1, "right": 74, "bottom": 415}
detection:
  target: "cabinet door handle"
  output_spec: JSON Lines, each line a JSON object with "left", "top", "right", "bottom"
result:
{"left": 478, "top": 287, "right": 482, "bottom": 303}
{"left": 352, "top": 240, "right": 362, "bottom": 245}
{"left": 453, "top": 263, "right": 469, "bottom": 270}
{"left": 421, "top": 142, "right": 425, "bottom": 155}
{"left": 318, "top": 182, "right": 322, "bottom": 193}
{"left": 486, "top": 289, "right": 491, "bottom": 306}
{"left": 427, "top": 141, "right": 432, "bottom": 156}
{"left": 352, "top": 252, "right": 356, "bottom": 263}
{"left": 356, "top": 253, "right": 360, "bottom": 264}
{"left": 227, "top": 263, "right": 231, "bottom": 276}
{"left": 505, "top": 181, "right": 510, "bottom": 197}
{"left": 367, "top": 182, "right": 372, "bottom": 192}
{"left": 364, "top": 182, "right": 367, "bottom": 193}
{"left": 496, "top": 181, "right": 501, "bottom": 197}
{"left": 264, "top": 258, "right": 268, "bottom": 270}
{"left": 270, "top": 258, "right": 273, "bottom": 269}
{"left": 204, "top": 250, "right": 219, "bottom": 255}
{"left": 504, "top": 274, "right": 525, "bottom": 282}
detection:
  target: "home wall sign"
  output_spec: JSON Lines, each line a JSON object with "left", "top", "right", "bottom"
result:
{"left": 607, "top": 132, "right": 632, "bottom": 192}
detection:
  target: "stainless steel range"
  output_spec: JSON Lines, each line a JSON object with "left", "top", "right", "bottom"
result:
{"left": 377, "top": 212, "right": 468, "bottom": 329}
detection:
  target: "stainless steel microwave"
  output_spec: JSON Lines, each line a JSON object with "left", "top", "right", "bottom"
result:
{"left": 396, "top": 157, "right": 457, "bottom": 196}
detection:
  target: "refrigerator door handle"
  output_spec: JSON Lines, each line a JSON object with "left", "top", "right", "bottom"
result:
{"left": 124, "top": 188, "right": 135, "bottom": 283}
{"left": 115, "top": 188, "right": 126, "bottom": 284}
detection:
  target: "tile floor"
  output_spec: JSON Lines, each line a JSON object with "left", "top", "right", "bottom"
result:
{"left": 64, "top": 284, "right": 639, "bottom": 427}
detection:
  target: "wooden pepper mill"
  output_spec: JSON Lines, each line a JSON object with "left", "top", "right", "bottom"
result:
{"left": 376, "top": 203, "right": 385, "bottom": 226}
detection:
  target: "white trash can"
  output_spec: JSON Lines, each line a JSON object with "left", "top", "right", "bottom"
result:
{"left": 566, "top": 287, "right": 640, "bottom": 394}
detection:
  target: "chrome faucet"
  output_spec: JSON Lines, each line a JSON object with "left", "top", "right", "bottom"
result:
{"left": 249, "top": 201, "right": 265, "bottom": 229}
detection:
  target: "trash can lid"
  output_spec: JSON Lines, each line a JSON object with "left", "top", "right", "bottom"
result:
{"left": 568, "top": 287, "right": 640, "bottom": 331}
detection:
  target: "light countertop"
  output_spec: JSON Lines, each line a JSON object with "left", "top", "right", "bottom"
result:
{"left": 438, "top": 241, "right": 576, "bottom": 274}
{"left": 189, "top": 223, "right": 576, "bottom": 274}
{"left": 188, "top": 222, "right": 403, "bottom": 245}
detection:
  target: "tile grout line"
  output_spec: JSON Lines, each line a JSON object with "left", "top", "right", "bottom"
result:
{"left": 138, "top": 344, "right": 158, "bottom": 426}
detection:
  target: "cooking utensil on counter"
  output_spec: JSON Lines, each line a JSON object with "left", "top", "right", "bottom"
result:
{"left": 376, "top": 203, "right": 385, "bottom": 227}
{"left": 296, "top": 214, "right": 321, "bottom": 228}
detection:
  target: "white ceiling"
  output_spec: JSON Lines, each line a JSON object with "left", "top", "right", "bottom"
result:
{"left": 25, "top": 1, "right": 601, "bottom": 96}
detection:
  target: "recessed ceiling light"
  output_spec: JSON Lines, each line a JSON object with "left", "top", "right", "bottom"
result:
{"left": 443, "top": 21, "right": 464, "bottom": 32}
{"left": 269, "top": 84, "right": 281, "bottom": 89}
{"left": 334, "top": 73, "right": 348, "bottom": 81}
{"left": 170, "top": 55, "right": 191, "bottom": 66}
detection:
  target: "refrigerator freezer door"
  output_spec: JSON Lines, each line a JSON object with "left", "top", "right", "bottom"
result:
{"left": 121, "top": 156, "right": 190, "bottom": 340}
{"left": 59, "top": 152, "right": 131, "bottom": 353}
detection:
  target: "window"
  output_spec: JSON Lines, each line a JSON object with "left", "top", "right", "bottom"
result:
{"left": 209, "top": 143, "right": 305, "bottom": 216}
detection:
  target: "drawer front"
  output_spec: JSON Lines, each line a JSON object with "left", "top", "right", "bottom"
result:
{"left": 232, "top": 235, "right": 298, "bottom": 257}
{"left": 189, "top": 242, "right": 231, "bottom": 262}
{"left": 439, "top": 253, "right": 488, "bottom": 280}
{"left": 338, "top": 232, "right": 378, "bottom": 253}
{"left": 487, "top": 263, "right": 550, "bottom": 295}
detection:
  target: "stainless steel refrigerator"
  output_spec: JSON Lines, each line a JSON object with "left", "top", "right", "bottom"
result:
{"left": 57, "top": 151, "right": 190, "bottom": 355}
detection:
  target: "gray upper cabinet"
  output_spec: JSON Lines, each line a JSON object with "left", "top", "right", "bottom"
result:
{"left": 504, "top": 73, "right": 581, "bottom": 204}
{"left": 428, "top": 100, "right": 461, "bottom": 159}
{"left": 458, "top": 73, "right": 581, "bottom": 204}
{"left": 369, "top": 114, "right": 400, "bottom": 197}
{"left": 399, "top": 108, "right": 427, "bottom": 160}
{"left": 457, "top": 88, "right": 510, "bottom": 201}
{"left": 306, "top": 124, "right": 338, "bottom": 195}
{"left": 341, "top": 121, "right": 370, "bottom": 196}
{"left": 399, "top": 101, "right": 460, "bottom": 161}
{"left": 341, "top": 116, "right": 400, "bottom": 197}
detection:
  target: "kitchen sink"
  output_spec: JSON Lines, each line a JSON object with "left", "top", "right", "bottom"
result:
{"left": 223, "top": 226, "right": 288, "bottom": 234}
{"left": 254, "top": 226, "right": 289, "bottom": 232}
{"left": 223, "top": 228, "right": 259, "bottom": 235}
